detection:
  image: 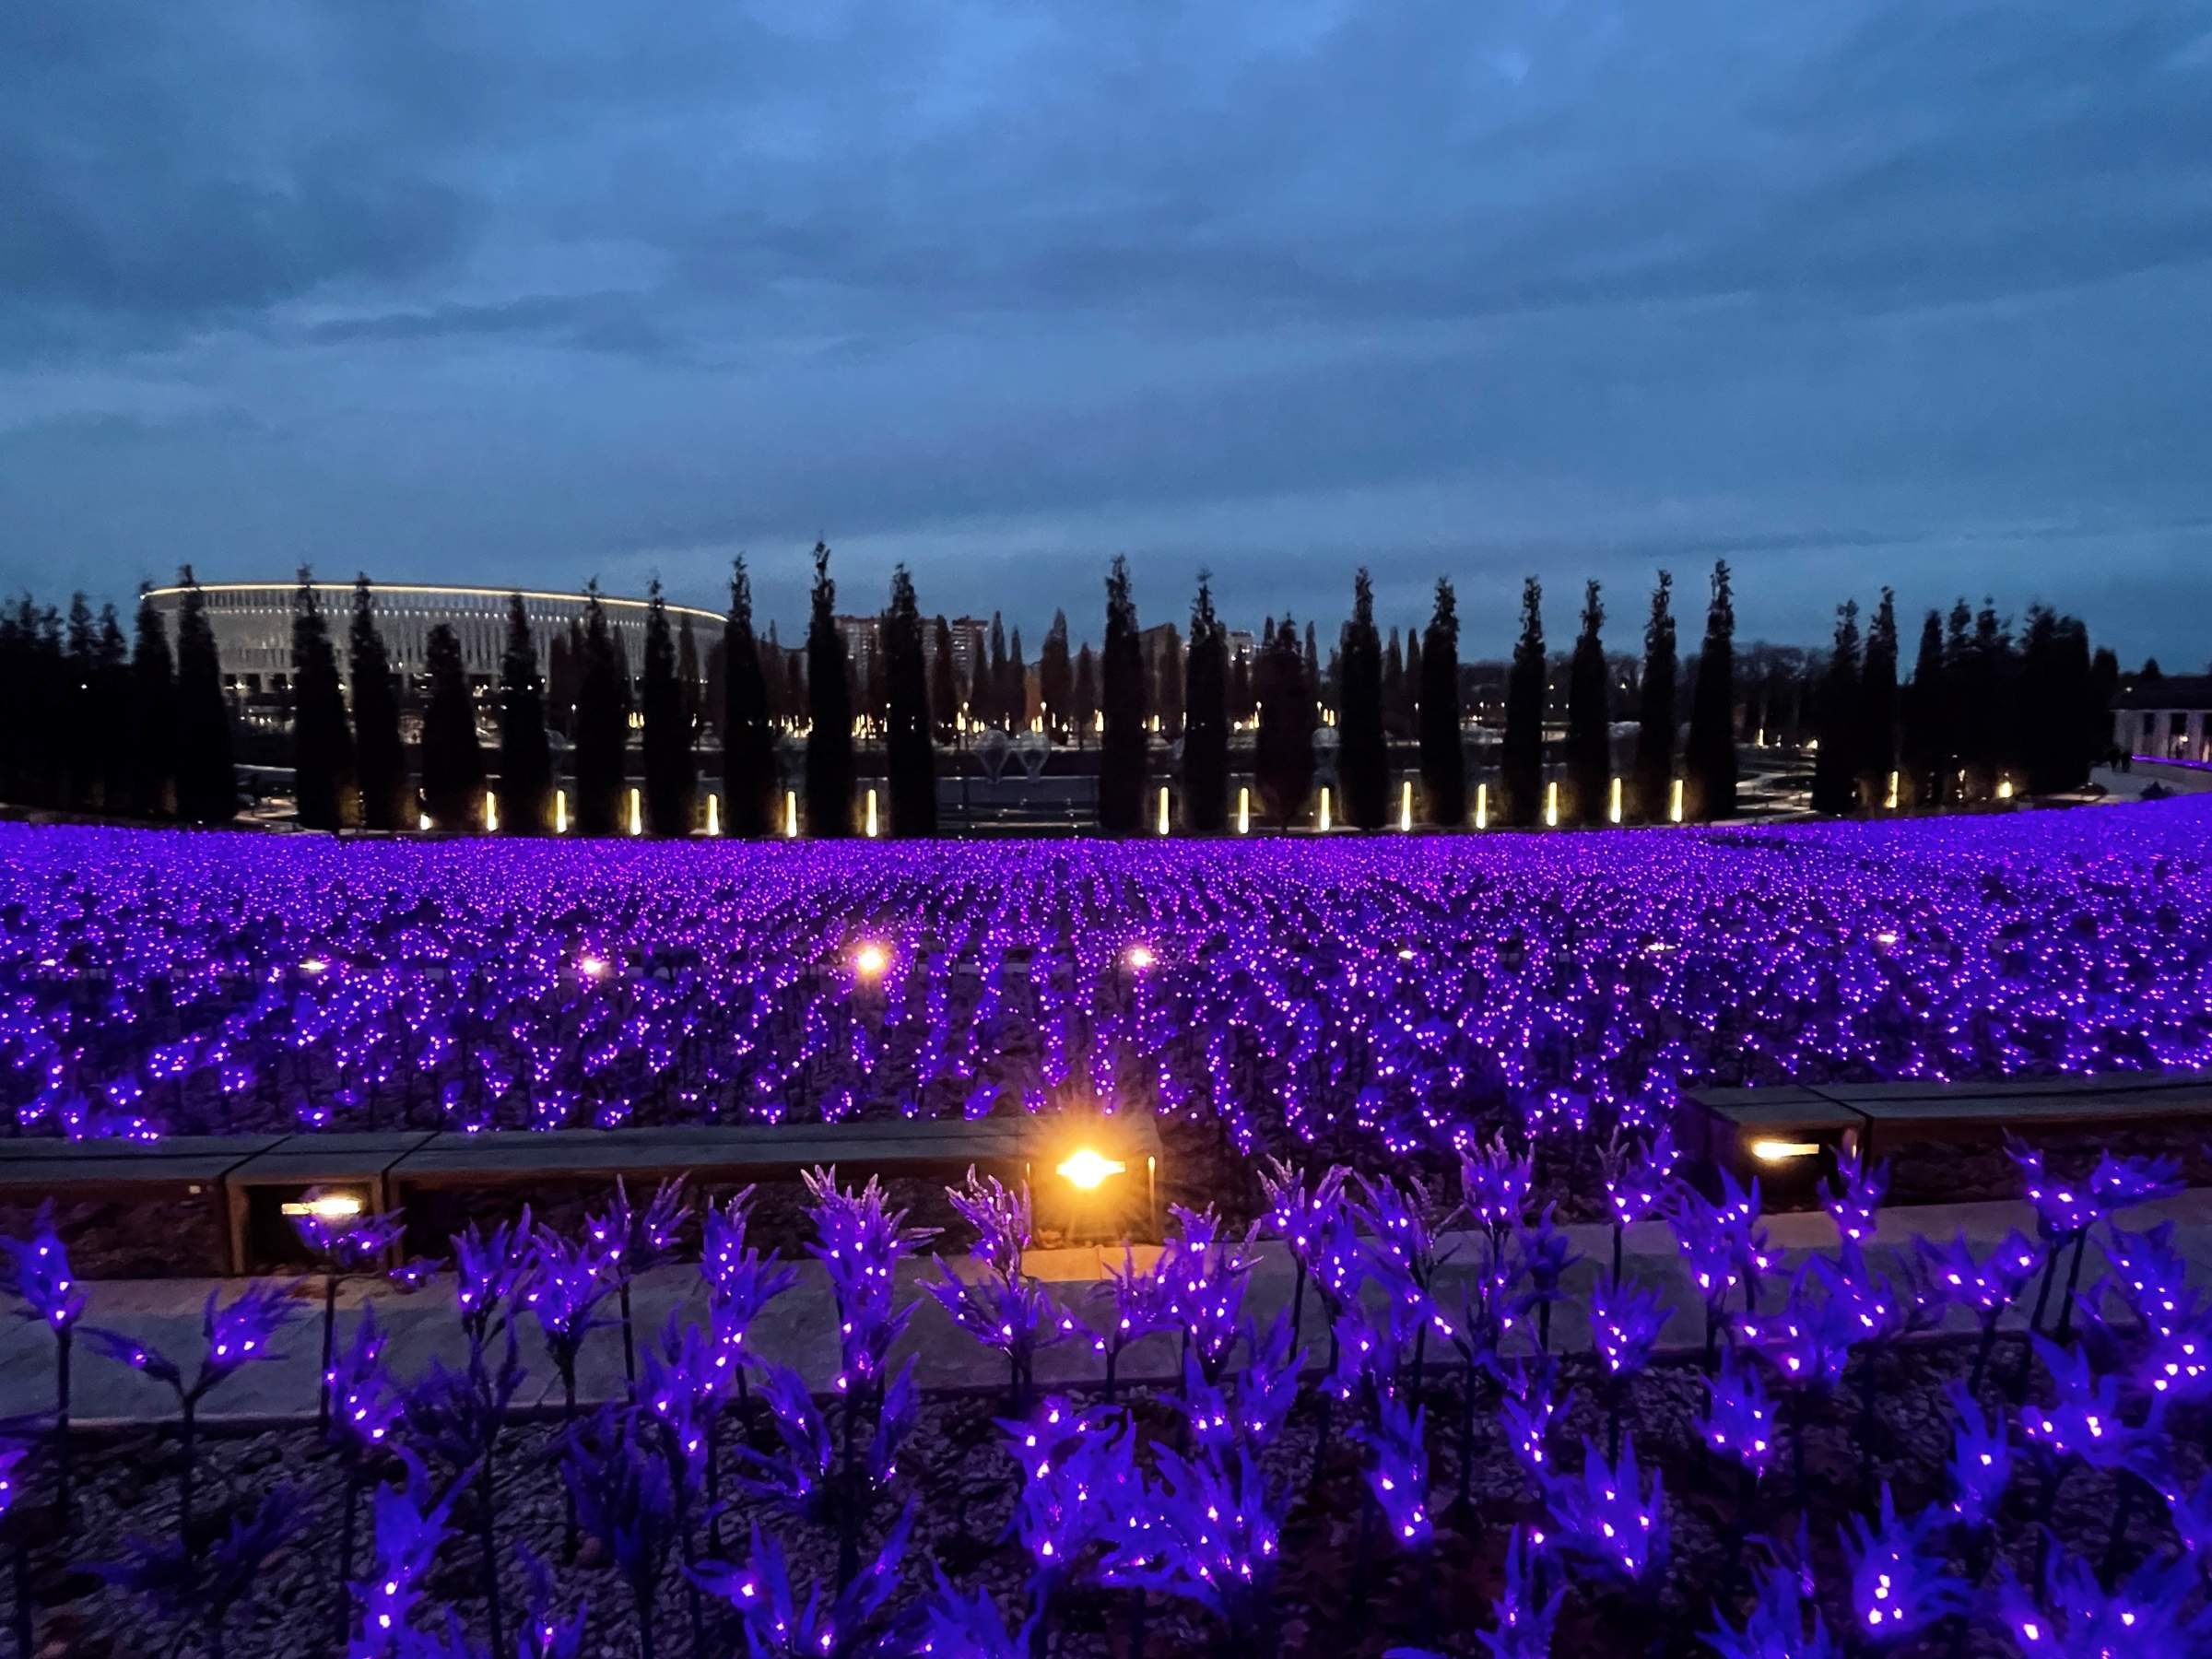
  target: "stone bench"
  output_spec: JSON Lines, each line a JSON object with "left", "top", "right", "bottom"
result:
{"left": 1, "top": 1112, "right": 1165, "bottom": 1272}
{"left": 1684, "top": 1069, "right": 2212, "bottom": 1191}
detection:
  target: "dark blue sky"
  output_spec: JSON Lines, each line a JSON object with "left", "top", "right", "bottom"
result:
{"left": 3, "top": 2, "right": 2209, "bottom": 662}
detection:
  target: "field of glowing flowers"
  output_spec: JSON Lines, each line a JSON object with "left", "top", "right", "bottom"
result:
{"left": 4, "top": 1129, "right": 2212, "bottom": 1655}
{"left": 4, "top": 800, "right": 2211, "bottom": 1176}
{"left": 1, "top": 804, "right": 2212, "bottom": 1652}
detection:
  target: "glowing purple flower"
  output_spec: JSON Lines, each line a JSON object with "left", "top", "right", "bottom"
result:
{"left": 2098, "top": 1219, "right": 2198, "bottom": 1338}
{"left": 1996, "top": 1551, "right": 2212, "bottom": 1655}
{"left": 1841, "top": 1485, "right": 1969, "bottom": 1644}
{"left": 1598, "top": 1125, "right": 1678, "bottom": 1232}
{"left": 1819, "top": 1147, "right": 1888, "bottom": 1245}
{"left": 587, "top": 1175, "right": 689, "bottom": 1279}
{"left": 1459, "top": 1134, "right": 1535, "bottom": 1246}
{"left": 524, "top": 1225, "right": 609, "bottom": 1369}
{"left": 1738, "top": 1262, "right": 1854, "bottom": 1394}
{"left": 641, "top": 1312, "right": 724, "bottom": 1486}
{"left": 1100, "top": 1443, "right": 1288, "bottom": 1645}
{"left": 2, "top": 1202, "right": 85, "bottom": 1332}
{"left": 1475, "top": 1526, "right": 1564, "bottom": 1659}
{"left": 1500, "top": 1361, "right": 1571, "bottom": 1479}
{"left": 289, "top": 1192, "right": 406, "bottom": 1273}
{"left": 699, "top": 1509, "right": 913, "bottom": 1658}
{"left": 1912, "top": 1229, "right": 2041, "bottom": 1318}
{"left": 1089, "top": 1242, "right": 1170, "bottom": 1399}
{"left": 325, "top": 1303, "right": 402, "bottom": 1461}
{"left": 2020, "top": 1337, "right": 2164, "bottom": 1477}
{"left": 1157, "top": 1203, "right": 1256, "bottom": 1382}
{"left": 915, "top": 1575, "right": 1039, "bottom": 1658}
{"left": 1942, "top": 1384, "right": 2011, "bottom": 1532}
{"left": 2161, "top": 1471, "right": 2212, "bottom": 1569}
{"left": 1705, "top": 1562, "right": 1842, "bottom": 1659}
{"left": 353, "top": 1454, "right": 456, "bottom": 1653}
{"left": 998, "top": 1396, "right": 1127, "bottom": 1583}
{"left": 1669, "top": 1187, "right": 1743, "bottom": 1313}
{"left": 1591, "top": 1276, "right": 1672, "bottom": 1379}
{"left": 1541, "top": 1434, "right": 1667, "bottom": 1583}
{"left": 944, "top": 1165, "right": 1034, "bottom": 1282}
{"left": 1700, "top": 1347, "right": 1777, "bottom": 1475}
{"left": 1357, "top": 1392, "right": 1432, "bottom": 1547}
{"left": 1257, "top": 1156, "right": 1351, "bottom": 1266}
{"left": 802, "top": 1166, "right": 938, "bottom": 1396}
{"left": 452, "top": 1206, "right": 533, "bottom": 1344}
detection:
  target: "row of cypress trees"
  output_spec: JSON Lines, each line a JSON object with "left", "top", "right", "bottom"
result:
{"left": 1, "top": 553, "right": 2121, "bottom": 837}
{"left": 0, "top": 568, "right": 233, "bottom": 824}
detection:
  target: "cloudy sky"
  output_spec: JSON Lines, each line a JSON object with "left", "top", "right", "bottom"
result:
{"left": 3, "top": 2, "right": 2209, "bottom": 661}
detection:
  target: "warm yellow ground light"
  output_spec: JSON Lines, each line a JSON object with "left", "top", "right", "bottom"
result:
{"left": 484, "top": 790, "right": 499, "bottom": 833}
{"left": 1750, "top": 1139, "right": 1820, "bottom": 1162}
{"left": 1158, "top": 785, "right": 1171, "bottom": 836}
{"left": 1057, "top": 1147, "right": 1127, "bottom": 1190}
{"left": 1319, "top": 787, "right": 1333, "bottom": 832}
{"left": 784, "top": 790, "right": 799, "bottom": 838}
{"left": 280, "top": 1193, "right": 363, "bottom": 1221}
{"left": 853, "top": 942, "right": 888, "bottom": 978}
{"left": 706, "top": 794, "right": 721, "bottom": 836}
{"left": 628, "top": 786, "right": 642, "bottom": 836}
{"left": 555, "top": 790, "right": 569, "bottom": 833}
{"left": 1670, "top": 777, "right": 1685, "bottom": 823}
{"left": 1608, "top": 777, "right": 1622, "bottom": 825}
{"left": 1399, "top": 780, "right": 1413, "bottom": 831}
{"left": 865, "top": 788, "right": 879, "bottom": 837}
{"left": 1475, "top": 782, "right": 1488, "bottom": 830}
{"left": 1238, "top": 786, "right": 1251, "bottom": 834}
{"left": 1545, "top": 780, "right": 1559, "bottom": 827}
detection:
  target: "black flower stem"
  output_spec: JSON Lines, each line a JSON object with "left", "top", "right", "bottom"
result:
{"left": 479, "top": 1441, "right": 504, "bottom": 1654}
{"left": 2053, "top": 1232, "right": 2090, "bottom": 1345}
{"left": 2100, "top": 1473, "right": 2140, "bottom": 1587}
{"left": 335, "top": 1470, "right": 362, "bottom": 1653}
{"left": 318, "top": 1270, "right": 340, "bottom": 1436}
{"left": 11, "top": 1538, "right": 32, "bottom": 1659}
{"left": 53, "top": 1328, "right": 72, "bottom": 1524}
{"left": 619, "top": 1280, "right": 638, "bottom": 1394}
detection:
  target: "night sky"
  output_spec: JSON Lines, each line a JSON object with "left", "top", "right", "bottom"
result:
{"left": 4, "top": 3, "right": 2209, "bottom": 662}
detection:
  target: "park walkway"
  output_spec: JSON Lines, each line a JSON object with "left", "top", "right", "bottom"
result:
{"left": 6, "top": 1189, "right": 2208, "bottom": 1427}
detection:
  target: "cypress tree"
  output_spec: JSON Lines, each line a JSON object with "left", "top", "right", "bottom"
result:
{"left": 61, "top": 594, "right": 100, "bottom": 811}
{"left": 1854, "top": 587, "right": 1900, "bottom": 808}
{"left": 547, "top": 619, "right": 582, "bottom": 738}
{"left": 723, "top": 557, "right": 778, "bottom": 836}
{"left": 1337, "top": 569, "right": 1387, "bottom": 829}
{"left": 128, "top": 584, "right": 176, "bottom": 818}
{"left": 498, "top": 594, "right": 553, "bottom": 834}
{"left": 641, "top": 580, "right": 696, "bottom": 836}
{"left": 1006, "top": 627, "right": 1030, "bottom": 731}
{"left": 1502, "top": 577, "right": 1547, "bottom": 827}
{"left": 1182, "top": 573, "right": 1230, "bottom": 832}
{"left": 1402, "top": 629, "right": 1423, "bottom": 738}
{"left": 1566, "top": 580, "right": 1610, "bottom": 825}
{"left": 763, "top": 621, "right": 792, "bottom": 725}
{"left": 1151, "top": 622, "right": 1183, "bottom": 740}
{"left": 0, "top": 603, "right": 28, "bottom": 806}
{"left": 1255, "top": 618, "right": 1315, "bottom": 828}
{"left": 290, "top": 570, "right": 354, "bottom": 831}
{"left": 984, "top": 614, "right": 1008, "bottom": 730}
{"left": 1961, "top": 598, "right": 2015, "bottom": 799}
{"left": 1230, "top": 641, "right": 1253, "bottom": 728}
{"left": 419, "top": 623, "right": 483, "bottom": 830}
{"left": 1378, "top": 628, "right": 1405, "bottom": 741}
{"left": 93, "top": 603, "right": 130, "bottom": 813}
{"left": 1098, "top": 556, "right": 1148, "bottom": 832}
{"left": 1811, "top": 601, "right": 1862, "bottom": 814}
{"left": 2087, "top": 643, "right": 2121, "bottom": 774}
{"left": 883, "top": 565, "right": 935, "bottom": 836}
{"left": 1631, "top": 571, "right": 1677, "bottom": 821}
{"left": 677, "top": 613, "right": 701, "bottom": 742}
{"left": 803, "top": 542, "right": 855, "bottom": 836}
{"left": 572, "top": 580, "right": 629, "bottom": 835}
{"left": 1039, "top": 612, "right": 1073, "bottom": 740}
{"left": 1686, "top": 560, "right": 1737, "bottom": 820}
{"left": 1071, "top": 643, "right": 1098, "bottom": 747}
{"left": 1900, "top": 610, "right": 1947, "bottom": 808}
{"left": 929, "top": 617, "right": 959, "bottom": 743}
{"left": 172, "top": 566, "right": 236, "bottom": 825}
{"left": 1303, "top": 622, "right": 1320, "bottom": 710}
{"left": 1418, "top": 578, "right": 1465, "bottom": 826}
{"left": 348, "top": 578, "right": 408, "bottom": 832}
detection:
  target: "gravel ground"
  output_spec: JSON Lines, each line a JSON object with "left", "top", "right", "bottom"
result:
{"left": 11, "top": 1334, "right": 2194, "bottom": 1658}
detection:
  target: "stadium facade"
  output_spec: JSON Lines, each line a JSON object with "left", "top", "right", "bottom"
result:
{"left": 144, "top": 581, "right": 722, "bottom": 694}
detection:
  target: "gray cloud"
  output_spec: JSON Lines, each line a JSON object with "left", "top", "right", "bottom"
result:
{"left": 0, "top": 0, "right": 2207, "bottom": 663}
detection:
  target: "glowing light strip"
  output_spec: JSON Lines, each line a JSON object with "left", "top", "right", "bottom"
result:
{"left": 144, "top": 582, "right": 722, "bottom": 621}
